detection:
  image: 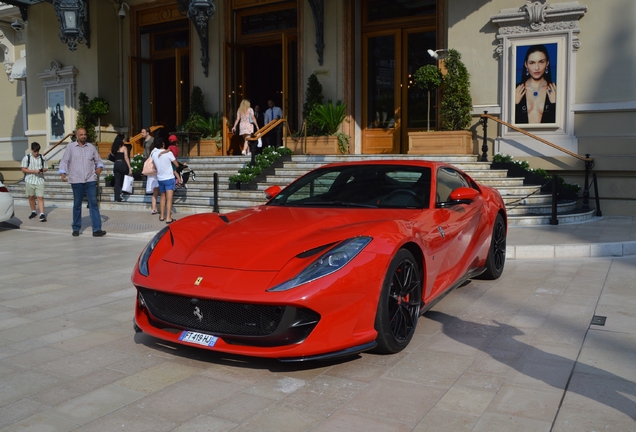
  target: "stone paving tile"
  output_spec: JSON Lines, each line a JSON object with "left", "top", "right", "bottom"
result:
{"left": 0, "top": 398, "right": 52, "bottom": 430}
{"left": 386, "top": 350, "right": 475, "bottom": 388}
{"left": 45, "top": 384, "right": 146, "bottom": 427}
{"left": 30, "top": 368, "right": 128, "bottom": 408}
{"left": 1, "top": 346, "right": 70, "bottom": 369}
{"left": 551, "top": 406, "right": 636, "bottom": 432}
{"left": 277, "top": 375, "right": 367, "bottom": 418}
{"left": 73, "top": 405, "right": 177, "bottom": 432}
{"left": 48, "top": 330, "right": 127, "bottom": 353}
{"left": 0, "top": 370, "right": 61, "bottom": 407}
{"left": 230, "top": 405, "right": 324, "bottom": 432}
{"left": 172, "top": 414, "right": 238, "bottom": 432}
{"left": 207, "top": 393, "right": 276, "bottom": 424}
{"left": 312, "top": 410, "right": 412, "bottom": 432}
{"left": 471, "top": 411, "right": 552, "bottom": 432}
{"left": 342, "top": 378, "right": 446, "bottom": 428}
{"left": 485, "top": 383, "right": 564, "bottom": 423}
{"left": 1, "top": 412, "right": 78, "bottom": 432}
{"left": 38, "top": 345, "right": 132, "bottom": 379}
{"left": 412, "top": 408, "right": 479, "bottom": 431}
{"left": 115, "top": 361, "right": 201, "bottom": 395}
{"left": 130, "top": 375, "right": 245, "bottom": 424}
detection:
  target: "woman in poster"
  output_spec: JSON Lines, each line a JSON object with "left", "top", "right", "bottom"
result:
{"left": 51, "top": 103, "right": 65, "bottom": 138}
{"left": 515, "top": 45, "right": 556, "bottom": 124}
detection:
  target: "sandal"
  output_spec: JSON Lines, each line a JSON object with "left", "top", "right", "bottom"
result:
{"left": 166, "top": 219, "right": 176, "bottom": 224}
{"left": 159, "top": 218, "right": 165, "bottom": 222}
{"left": 151, "top": 210, "right": 158, "bottom": 215}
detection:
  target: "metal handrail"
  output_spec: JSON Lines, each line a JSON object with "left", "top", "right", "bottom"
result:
{"left": 479, "top": 113, "right": 593, "bottom": 162}
{"left": 479, "top": 111, "right": 600, "bottom": 219}
{"left": 42, "top": 132, "right": 74, "bottom": 158}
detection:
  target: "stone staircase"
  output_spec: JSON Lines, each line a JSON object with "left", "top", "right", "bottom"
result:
{"left": 7, "top": 154, "right": 595, "bottom": 226}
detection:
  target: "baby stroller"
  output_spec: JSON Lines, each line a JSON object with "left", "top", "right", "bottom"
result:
{"left": 176, "top": 163, "right": 196, "bottom": 188}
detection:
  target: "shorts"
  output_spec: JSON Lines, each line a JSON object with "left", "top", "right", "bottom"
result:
{"left": 146, "top": 175, "right": 158, "bottom": 194}
{"left": 25, "top": 183, "right": 45, "bottom": 197}
{"left": 158, "top": 178, "right": 176, "bottom": 193}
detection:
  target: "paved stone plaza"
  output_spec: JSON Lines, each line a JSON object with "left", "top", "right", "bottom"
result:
{"left": 0, "top": 210, "right": 635, "bottom": 431}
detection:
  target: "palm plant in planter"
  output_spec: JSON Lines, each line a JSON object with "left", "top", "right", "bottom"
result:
{"left": 310, "top": 100, "right": 349, "bottom": 154}
{"left": 193, "top": 112, "right": 223, "bottom": 149}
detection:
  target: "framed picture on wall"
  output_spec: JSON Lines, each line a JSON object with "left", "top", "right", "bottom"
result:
{"left": 48, "top": 90, "right": 66, "bottom": 141}
{"left": 510, "top": 36, "right": 565, "bottom": 128}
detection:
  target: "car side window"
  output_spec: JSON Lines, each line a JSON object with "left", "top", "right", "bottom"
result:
{"left": 436, "top": 167, "right": 470, "bottom": 204}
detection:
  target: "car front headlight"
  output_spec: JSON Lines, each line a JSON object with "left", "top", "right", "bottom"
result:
{"left": 267, "top": 236, "right": 372, "bottom": 292}
{"left": 138, "top": 226, "right": 170, "bottom": 277}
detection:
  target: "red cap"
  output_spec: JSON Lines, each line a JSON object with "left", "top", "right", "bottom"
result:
{"left": 168, "top": 134, "right": 178, "bottom": 143}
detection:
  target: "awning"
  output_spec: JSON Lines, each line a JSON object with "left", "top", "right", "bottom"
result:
{"left": 10, "top": 56, "right": 26, "bottom": 80}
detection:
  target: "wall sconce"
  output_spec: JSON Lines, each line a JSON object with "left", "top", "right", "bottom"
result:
{"left": 428, "top": 49, "right": 449, "bottom": 60}
{"left": 52, "top": 0, "right": 90, "bottom": 51}
{"left": 177, "top": 0, "right": 216, "bottom": 77}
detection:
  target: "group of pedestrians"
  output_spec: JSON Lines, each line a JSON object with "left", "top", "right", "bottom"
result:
{"left": 20, "top": 102, "right": 284, "bottom": 235}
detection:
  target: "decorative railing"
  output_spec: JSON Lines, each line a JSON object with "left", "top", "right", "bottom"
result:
{"left": 479, "top": 112, "right": 601, "bottom": 223}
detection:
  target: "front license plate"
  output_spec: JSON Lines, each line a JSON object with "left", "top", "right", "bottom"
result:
{"left": 178, "top": 331, "right": 218, "bottom": 347}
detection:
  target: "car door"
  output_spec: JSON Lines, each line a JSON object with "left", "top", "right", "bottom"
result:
{"left": 429, "top": 167, "right": 484, "bottom": 296}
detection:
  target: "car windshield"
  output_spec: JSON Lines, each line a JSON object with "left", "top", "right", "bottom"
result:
{"left": 267, "top": 165, "right": 431, "bottom": 209}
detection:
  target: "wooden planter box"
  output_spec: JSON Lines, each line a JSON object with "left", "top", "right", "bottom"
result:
{"left": 303, "top": 136, "right": 340, "bottom": 155}
{"left": 407, "top": 130, "right": 474, "bottom": 154}
{"left": 197, "top": 139, "right": 223, "bottom": 156}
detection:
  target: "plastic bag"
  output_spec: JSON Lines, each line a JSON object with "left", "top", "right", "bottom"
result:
{"left": 122, "top": 175, "right": 134, "bottom": 194}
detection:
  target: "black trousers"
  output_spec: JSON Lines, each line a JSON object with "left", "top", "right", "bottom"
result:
{"left": 113, "top": 160, "right": 129, "bottom": 201}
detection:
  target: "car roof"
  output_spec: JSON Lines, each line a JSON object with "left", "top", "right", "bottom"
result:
{"left": 317, "top": 160, "right": 450, "bottom": 170}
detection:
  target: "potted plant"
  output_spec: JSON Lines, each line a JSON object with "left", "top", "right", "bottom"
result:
{"left": 308, "top": 100, "right": 350, "bottom": 154}
{"left": 413, "top": 64, "right": 442, "bottom": 132}
{"left": 76, "top": 92, "right": 110, "bottom": 153}
{"left": 130, "top": 154, "right": 143, "bottom": 180}
{"left": 194, "top": 112, "right": 224, "bottom": 156}
{"left": 229, "top": 147, "right": 293, "bottom": 190}
{"left": 408, "top": 49, "right": 474, "bottom": 154}
{"left": 104, "top": 174, "right": 114, "bottom": 187}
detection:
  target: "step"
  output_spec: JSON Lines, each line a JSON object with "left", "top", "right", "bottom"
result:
{"left": 506, "top": 200, "right": 577, "bottom": 216}
{"left": 508, "top": 209, "right": 597, "bottom": 226}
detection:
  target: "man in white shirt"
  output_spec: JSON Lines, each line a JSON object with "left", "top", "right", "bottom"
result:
{"left": 21, "top": 142, "right": 48, "bottom": 222}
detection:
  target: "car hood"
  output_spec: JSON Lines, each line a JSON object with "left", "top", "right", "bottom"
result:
{"left": 164, "top": 206, "right": 419, "bottom": 271}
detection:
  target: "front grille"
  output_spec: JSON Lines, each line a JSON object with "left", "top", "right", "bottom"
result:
{"left": 137, "top": 287, "right": 318, "bottom": 338}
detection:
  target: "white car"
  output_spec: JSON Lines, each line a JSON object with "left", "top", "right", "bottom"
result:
{"left": 0, "top": 181, "right": 15, "bottom": 223}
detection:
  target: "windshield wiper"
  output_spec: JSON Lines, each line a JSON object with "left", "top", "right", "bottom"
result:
{"left": 301, "top": 200, "right": 378, "bottom": 208}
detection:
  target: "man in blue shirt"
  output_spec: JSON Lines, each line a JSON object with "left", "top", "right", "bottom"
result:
{"left": 264, "top": 99, "right": 283, "bottom": 148}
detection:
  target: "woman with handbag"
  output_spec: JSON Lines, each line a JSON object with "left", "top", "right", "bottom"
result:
{"left": 110, "top": 134, "right": 132, "bottom": 202}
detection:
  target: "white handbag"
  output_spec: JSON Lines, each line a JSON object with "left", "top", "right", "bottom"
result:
{"left": 122, "top": 174, "right": 134, "bottom": 194}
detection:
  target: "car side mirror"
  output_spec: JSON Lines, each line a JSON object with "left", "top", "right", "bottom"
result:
{"left": 448, "top": 187, "right": 480, "bottom": 204}
{"left": 264, "top": 185, "right": 282, "bottom": 200}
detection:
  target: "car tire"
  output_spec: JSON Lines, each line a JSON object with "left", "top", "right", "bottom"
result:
{"left": 478, "top": 213, "right": 506, "bottom": 280}
{"left": 373, "top": 249, "right": 422, "bottom": 354}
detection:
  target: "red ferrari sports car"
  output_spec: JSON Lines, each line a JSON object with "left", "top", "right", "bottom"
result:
{"left": 132, "top": 160, "right": 507, "bottom": 361}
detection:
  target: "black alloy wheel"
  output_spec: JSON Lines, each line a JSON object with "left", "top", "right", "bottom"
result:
{"left": 374, "top": 249, "right": 422, "bottom": 354}
{"left": 478, "top": 213, "right": 506, "bottom": 280}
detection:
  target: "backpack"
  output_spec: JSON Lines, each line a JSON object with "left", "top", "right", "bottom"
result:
{"left": 25, "top": 154, "right": 45, "bottom": 179}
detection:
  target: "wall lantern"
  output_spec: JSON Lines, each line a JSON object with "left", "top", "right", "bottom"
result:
{"left": 51, "top": 0, "right": 90, "bottom": 51}
{"left": 177, "top": 0, "right": 216, "bottom": 77}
